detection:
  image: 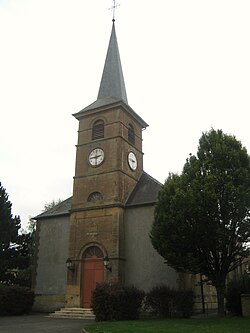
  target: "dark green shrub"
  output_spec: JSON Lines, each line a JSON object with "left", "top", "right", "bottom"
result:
{"left": 226, "top": 274, "right": 250, "bottom": 316}
{"left": 175, "top": 290, "right": 195, "bottom": 318}
{"left": 91, "top": 283, "right": 113, "bottom": 321}
{"left": 145, "top": 285, "right": 194, "bottom": 318}
{"left": 145, "top": 285, "right": 175, "bottom": 317}
{"left": 0, "top": 284, "right": 34, "bottom": 316}
{"left": 91, "top": 282, "right": 145, "bottom": 321}
{"left": 119, "top": 285, "right": 145, "bottom": 320}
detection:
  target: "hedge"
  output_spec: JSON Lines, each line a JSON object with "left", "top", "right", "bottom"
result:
{"left": 0, "top": 284, "right": 34, "bottom": 316}
{"left": 91, "top": 282, "right": 145, "bottom": 321}
{"left": 144, "top": 285, "right": 195, "bottom": 318}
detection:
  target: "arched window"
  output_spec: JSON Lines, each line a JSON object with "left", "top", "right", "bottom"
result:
{"left": 83, "top": 246, "right": 103, "bottom": 259}
{"left": 87, "top": 192, "right": 103, "bottom": 202}
{"left": 92, "top": 120, "right": 104, "bottom": 140}
{"left": 128, "top": 124, "right": 135, "bottom": 144}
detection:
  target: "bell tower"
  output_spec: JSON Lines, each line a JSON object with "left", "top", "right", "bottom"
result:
{"left": 66, "top": 22, "right": 148, "bottom": 308}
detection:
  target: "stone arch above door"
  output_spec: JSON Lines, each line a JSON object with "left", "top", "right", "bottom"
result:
{"left": 83, "top": 246, "right": 104, "bottom": 259}
{"left": 81, "top": 245, "right": 104, "bottom": 308}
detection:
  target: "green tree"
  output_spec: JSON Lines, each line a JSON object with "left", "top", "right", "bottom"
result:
{"left": 0, "top": 182, "right": 21, "bottom": 284}
{"left": 0, "top": 183, "right": 35, "bottom": 287}
{"left": 12, "top": 218, "right": 36, "bottom": 287}
{"left": 43, "top": 198, "right": 63, "bottom": 211}
{"left": 151, "top": 129, "right": 250, "bottom": 316}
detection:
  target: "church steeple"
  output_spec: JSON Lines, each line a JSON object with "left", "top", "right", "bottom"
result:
{"left": 68, "top": 12, "right": 149, "bottom": 308}
{"left": 97, "top": 22, "right": 128, "bottom": 103}
{"left": 75, "top": 19, "right": 148, "bottom": 130}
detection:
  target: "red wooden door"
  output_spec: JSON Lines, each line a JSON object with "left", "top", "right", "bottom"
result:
{"left": 82, "top": 257, "right": 104, "bottom": 308}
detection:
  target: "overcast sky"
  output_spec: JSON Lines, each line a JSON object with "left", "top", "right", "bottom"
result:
{"left": 1, "top": 0, "right": 250, "bottom": 229}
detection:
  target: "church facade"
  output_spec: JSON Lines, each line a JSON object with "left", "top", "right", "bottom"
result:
{"left": 33, "top": 22, "right": 179, "bottom": 312}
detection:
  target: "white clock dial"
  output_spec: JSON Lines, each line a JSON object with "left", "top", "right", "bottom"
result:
{"left": 89, "top": 148, "right": 104, "bottom": 166}
{"left": 128, "top": 152, "right": 137, "bottom": 171}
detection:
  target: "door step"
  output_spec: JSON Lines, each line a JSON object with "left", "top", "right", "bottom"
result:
{"left": 49, "top": 307, "right": 95, "bottom": 320}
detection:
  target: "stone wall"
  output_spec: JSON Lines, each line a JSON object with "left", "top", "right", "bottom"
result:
{"left": 33, "top": 295, "right": 65, "bottom": 313}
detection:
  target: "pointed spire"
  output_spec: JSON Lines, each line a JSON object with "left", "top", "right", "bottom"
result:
{"left": 97, "top": 22, "right": 128, "bottom": 103}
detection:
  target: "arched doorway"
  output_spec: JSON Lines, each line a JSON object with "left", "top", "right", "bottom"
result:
{"left": 81, "top": 246, "right": 104, "bottom": 308}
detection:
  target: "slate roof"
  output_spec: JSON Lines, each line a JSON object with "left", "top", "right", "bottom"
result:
{"left": 74, "top": 98, "right": 148, "bottom": 129}
{"left": 125, "top": 172, "right": 162, "bottom": 207}
{"left": 35, "top": 172, "right": 161, "bottom": 219}
{"left": 72, "top": 22, "right": 148, "bottom": 129}
{"left": 75, "top": 22, "right": 127, "bottom": 116}
{"left": 97, "top": 22, "right": 128, "bottom": 103}
{"left": 34, "top": 197, "right": 72, "bottom": 220}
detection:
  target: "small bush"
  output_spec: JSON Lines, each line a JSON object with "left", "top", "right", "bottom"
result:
{"left": 0, "top": 284, "right": 34, "bottom": 316}
{"left": 144, "top": 285, "right": 175, "bottom": 317}
{"left": 226, "top": 274, "right": 250, "bottom": 316}
{"left": 91, "top": 282, "right": 145, "bottom": 321}
{"left": 145, "top": 285, "right": 194, "bottom": 318}
{"left": 175, "top": 290, "right": 195, "bottom": 318}
{"left": 91, "top": 283, "right": 113, "bottom": 321}
{"left": 120, "top": 285, "right": 145, "bottom": 320}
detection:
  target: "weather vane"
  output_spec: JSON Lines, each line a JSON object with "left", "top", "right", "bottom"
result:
{"left": 109, "top": 0, "right": 120, "bottom": 22}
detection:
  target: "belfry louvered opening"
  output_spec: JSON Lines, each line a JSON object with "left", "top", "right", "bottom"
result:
{"left": 128, "top": 124, "right": 135, "bottom": 144}
{"left": 92, "top": 120, "right": 104, "bottom": 140}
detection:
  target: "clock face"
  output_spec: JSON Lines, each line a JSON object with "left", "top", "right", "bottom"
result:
{"left": 128, "top": 152, "right": 137, "bottom": 171}
{"left": 89, "top": 148, "right": 104, "bottom": 166}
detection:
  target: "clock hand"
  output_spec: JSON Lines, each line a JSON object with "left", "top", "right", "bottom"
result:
{"left": 91, "top": 155, "right": 101, "bottom": 159}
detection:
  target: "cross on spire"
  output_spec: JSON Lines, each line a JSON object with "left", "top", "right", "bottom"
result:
{"left": 109, "top": 0, "right": 120, "bottom": 22}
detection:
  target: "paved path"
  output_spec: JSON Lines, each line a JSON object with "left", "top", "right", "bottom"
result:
{"left": 0, "top": 314, "right": 93, "bottom": 333}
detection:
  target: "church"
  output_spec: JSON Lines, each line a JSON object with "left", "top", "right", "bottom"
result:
{"left": 33, "top": 20, "right": 180, "bottom": 312}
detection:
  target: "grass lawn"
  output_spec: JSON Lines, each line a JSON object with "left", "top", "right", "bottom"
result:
{"left": 85, "top": 317, "right": 250, "bottom": 333}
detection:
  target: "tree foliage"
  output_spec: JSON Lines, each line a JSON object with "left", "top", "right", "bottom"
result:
{"left": 0, "top": 182, "right": 21, "bottom": 283}
{"left": 150, "top": 129, "right": 250, "bottom": 315}
{"left": 43, "top": 198, "right": 63, "bottom": 212}
{"left": 13, "top": 223, "right": 36, "bottom": 287}
{"left": 0, "top": 183, "right": 33, "bottom": 286}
